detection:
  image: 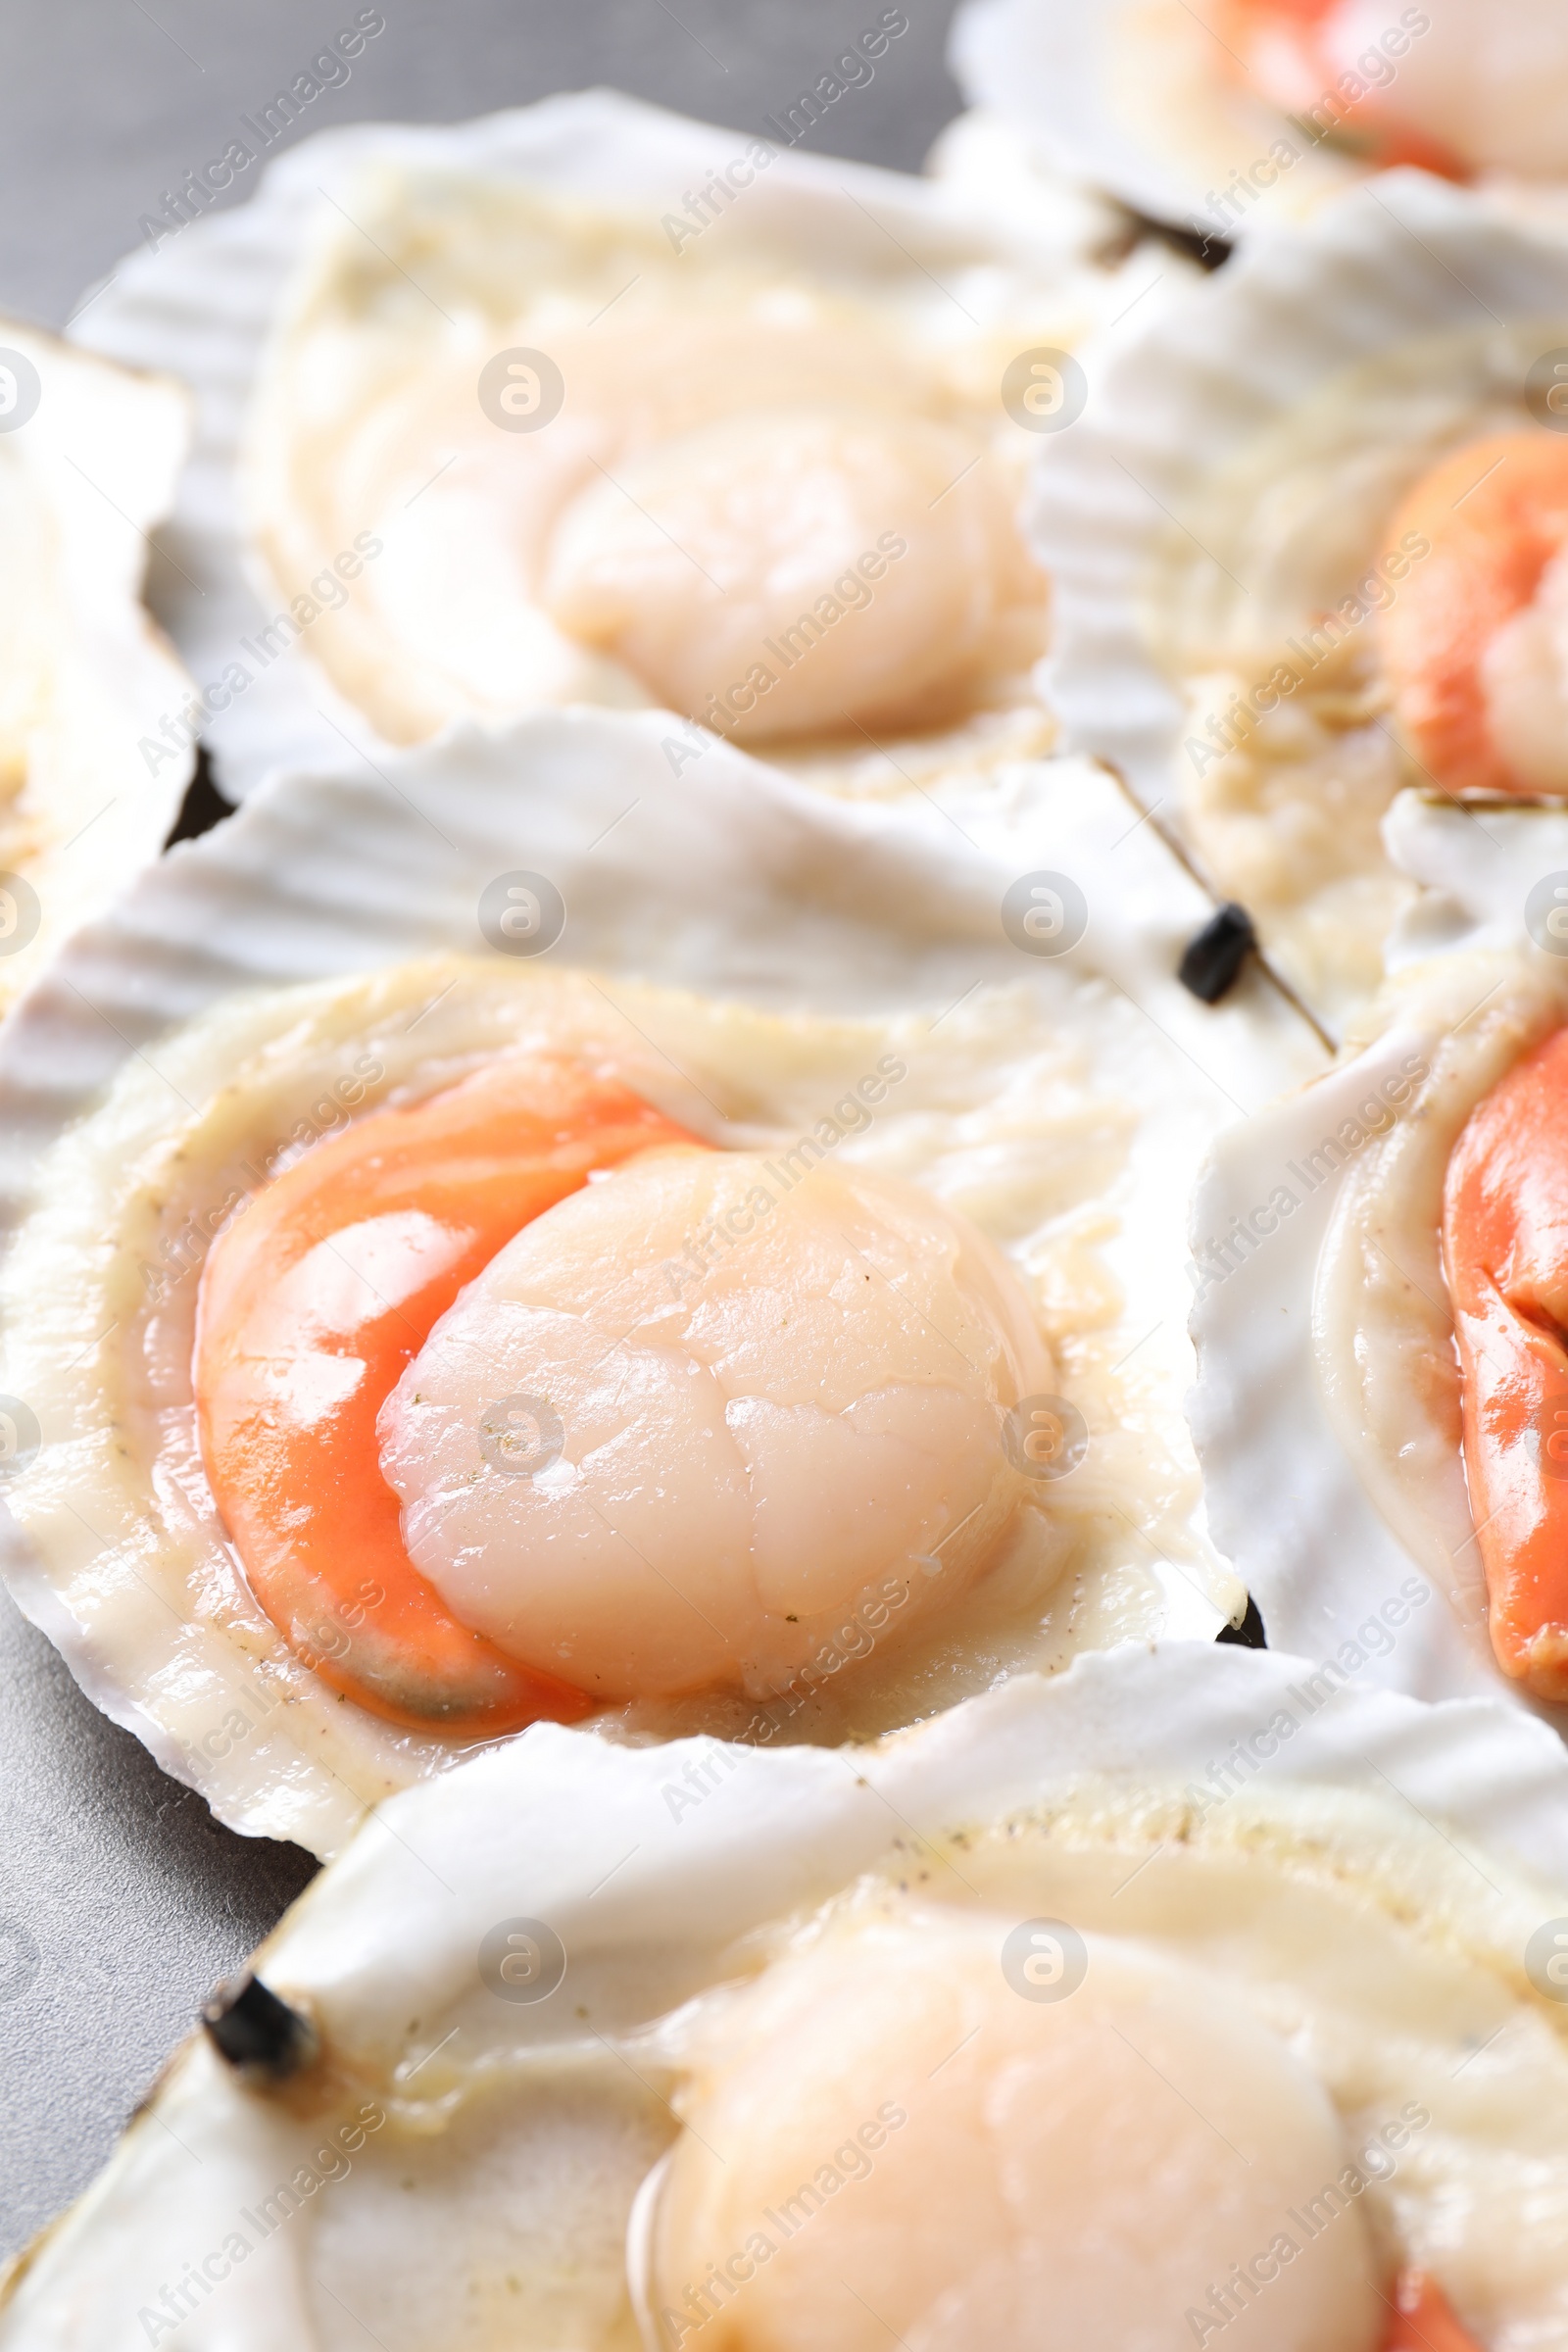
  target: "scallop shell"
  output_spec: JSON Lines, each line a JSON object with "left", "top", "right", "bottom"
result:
{"left": 5, "top": 1640, "right": 1567, "bottom": 2346}
{"left": 1187, "top": 800, "right": 1568, "bottom": 1727}
{"left": 947, "top": 0, "right": 1374, "bottom": 237}
{"left": 948, "top": 0, "right": 1568, "bottom": 240}
{"left": 1029, "top": 168, "right": 1568, "bottom": 1040}
{"left": 1384, "top": 787, "right": 1568, "bottom": 966}
{"left": 0, "top": 711, "right": 1324, "bottom": 1857}
{"left": 69, "top": 88, "right": 1139, "bottom": 807}
{"left": 0, "top": 319, "right": 195, "bottom": 1012}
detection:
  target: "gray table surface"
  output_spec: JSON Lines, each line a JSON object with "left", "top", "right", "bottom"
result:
{"left": 0, "top": 0, "right": 964, "bottom": 2258}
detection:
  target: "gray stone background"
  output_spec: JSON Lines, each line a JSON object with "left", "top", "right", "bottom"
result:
{"left": 0, "top": 0, "right": 965, "bottom": 2263}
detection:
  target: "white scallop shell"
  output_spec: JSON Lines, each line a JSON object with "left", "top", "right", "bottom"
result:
{"left": 68, "top": 88, "right": 1133, "bottom": 806}
{"left": 1384, "top": 788, "right": 1568, "bottom": 966}
{"left": 948, "top": 0, "right": 1568, "bottom": 240}
{"left": 947, "top": 0, "right": 1375, "bottom": 237}
{"left": 1029, "top": 168, "right": 1568, "bottom": 1039}
{"left": 1189, "top": 1017, "right": 1485, "bottom": 1699}
{"left": 1188, "top": 799, "right": 1568, "bottom": 1730}
{"left": 0, "top": 711, "right": 1325, "bottom": 1855}
{"left": 5, "top": 1640, "right": 1567, "bottom": 2345}
{"left": 0, "top": 319, "right": 195, "bottom": 1011}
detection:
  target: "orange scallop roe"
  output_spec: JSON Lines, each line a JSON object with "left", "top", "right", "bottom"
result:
{"left": 1381, "top": 2271, "right": 1487, "bottom": 2352}
{"left": 1380, "top": 431, "right": 1568, "bottom": 797}
{"left": 1221, "top": 0, "right": 1466, "bottom": 175}
{"left": 1443, "top": 1022, "right": 1568, "bottom": 1700}
{"left": 1244, "top": 0, "right": 1338, "bottom": 19}
{"left": 194, "top": 1054, "right": 703, "bottom": 1735}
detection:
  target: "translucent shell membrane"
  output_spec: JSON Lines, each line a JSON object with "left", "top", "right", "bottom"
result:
{"left": 196, "top": 1053, "right": 700, "bottom": 1733}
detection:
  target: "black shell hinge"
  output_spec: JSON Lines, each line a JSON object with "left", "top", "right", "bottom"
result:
{"left": 1178, "top": 903, "right": 1256, "bottom": 1004}
{"left": 201, "top": 1972, "right": 318, "bottom": 2082}
{"left": 1215, "top": 1594, "right": 1268, "bottom": 1650}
